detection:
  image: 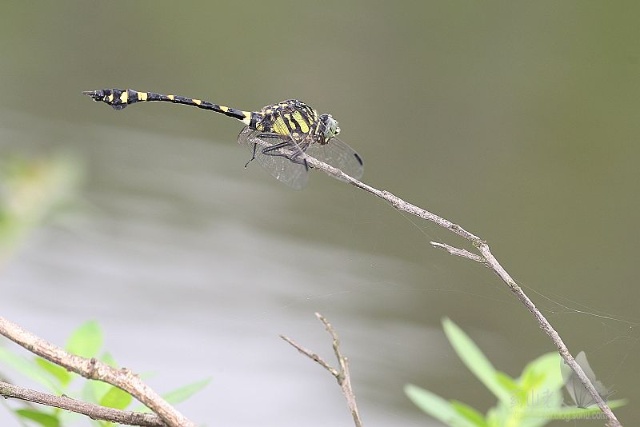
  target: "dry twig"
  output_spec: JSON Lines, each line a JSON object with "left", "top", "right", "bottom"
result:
{"left": 0, "top": 380, "right": 166, "bottom": 427}
{"left": 281, "top": 312, "right": 362, "bottom": 427}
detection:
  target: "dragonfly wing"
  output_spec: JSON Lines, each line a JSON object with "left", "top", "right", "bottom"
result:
{"left": 305, "top": 136, "right": 364, "bottom": 181}
{"left": 237, "top": 127, "right": 309, "bottom": 190}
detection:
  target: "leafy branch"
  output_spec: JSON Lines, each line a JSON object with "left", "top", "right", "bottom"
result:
{"left": 0, "top": 318, "right": 204, "bottom": 427}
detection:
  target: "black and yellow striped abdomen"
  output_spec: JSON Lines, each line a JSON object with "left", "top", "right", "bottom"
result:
{"left": 83, "top": 88, "right": 254, "bottom": 125}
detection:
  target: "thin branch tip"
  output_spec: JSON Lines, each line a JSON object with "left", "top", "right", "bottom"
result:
{"left": 283, "top": 314, "right": 363, "bottom": 427}
{"left": 307, "top": 158, "right": 620, "bottom": 426}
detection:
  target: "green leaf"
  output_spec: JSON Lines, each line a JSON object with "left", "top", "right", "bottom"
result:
{"left": 442, "top": 318, "right": 511, "bottom": 404}
{"left": 515, "top": 353, "right": 564, "bottom": 419}
{"left": 485, "top": 407, "right": 501, "bottom": 427}
{"left": 491, "top": 353, "right": 564, "bottom": 427}
{"left": 82, "top": 353, "right": 120, "bottom": 404}
{"left": 82, "top": 378, "right": 111, "bottom": 404}
{"left": 405, "top": 384, "right": 482, "bottom": 427}
{"left": 99, "top": 385, "right": 133, "bottom": 410}
{"left": 0, "top": 347, "right": 60, "bottom": 393}
{"left": 519, "top": 352, "right": 563, "bottom": 393}
{"left": 163, "top": 378, "right": 211, "bottom": 404}
{"left": 15, "top": 409, "right": 60, "bottom": 427}
{"left": 494, "top": 371, "right": 519, "bottom": 393}
{"left": 450, "top": 400, "right": 488, "bottom": 426}
{"left": 99, "top": 352, "right": 118, "bottom": 368}
{"left": 66, "top": 321, "right": 102, "bottom": 358}
{"left": 35, "top": 357, "right": 73, "bottom": 387}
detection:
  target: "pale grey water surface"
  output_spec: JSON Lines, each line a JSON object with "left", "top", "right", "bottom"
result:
{"left": 2, "top": 112, "right": 441, "bottom": 426}
{"left": 2, "top": 2, "right": 640, "bottom": 426}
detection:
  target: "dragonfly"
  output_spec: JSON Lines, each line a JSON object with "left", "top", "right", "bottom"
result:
{"left": 83, "top": 88, "right": 364, "bottom": 189}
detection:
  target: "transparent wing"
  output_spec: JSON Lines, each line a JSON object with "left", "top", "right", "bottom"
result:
{"left": 237, "top": 127, "right": 364, "bottom": 188}
{"left": 237, "top": 127, "right": 309, "bottom": 190}
{"left": 305, "top": 136, "right": 364, "bottom": 181}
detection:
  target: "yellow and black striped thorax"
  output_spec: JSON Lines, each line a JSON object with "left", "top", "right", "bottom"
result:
{"left": 251, "top": 99, "right": 338, "bottom": 145}
{"left": 83, "top": 89, "right": 340, "bottom": 145}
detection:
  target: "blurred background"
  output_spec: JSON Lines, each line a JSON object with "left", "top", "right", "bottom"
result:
{"left": 1, "top": 2, "right": 638, "bottom": 426}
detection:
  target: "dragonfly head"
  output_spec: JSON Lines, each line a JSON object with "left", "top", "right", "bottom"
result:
{"left": 318, "top": 114, "right": 340, "bottom": 144}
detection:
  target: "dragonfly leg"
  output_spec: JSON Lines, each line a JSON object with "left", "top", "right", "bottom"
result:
{"left": 257, "top": 136, "right": 308, "bottom": 167}
{"left": 244, "top": 142, "right": 258, "bottom": 168}
{"left": 243, "top": 133, "right": 310, "bottom": 172}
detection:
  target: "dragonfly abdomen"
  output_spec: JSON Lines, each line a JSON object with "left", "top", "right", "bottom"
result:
{"left": 83, "top": 88, "right": 252, "bottom": 125}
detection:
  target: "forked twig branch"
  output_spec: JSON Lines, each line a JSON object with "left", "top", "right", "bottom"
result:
{"left": 303, "top": 155, "right": 622, "bottom": 427}
{"left": 430, "top": 242, "right": 486, "bottom": 263}
{"left": 0, "top": 317, "right": 194, "bottom": 427}
{"left": 281, "top": 312, "right": 363, "bottom": 427}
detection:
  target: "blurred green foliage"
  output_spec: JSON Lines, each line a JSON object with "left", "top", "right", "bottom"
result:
{"left": 0, "top": 154, "right": 81, "bottom": 267}
{"left": 405, "top": 318, "right": 626, "bottom": 426}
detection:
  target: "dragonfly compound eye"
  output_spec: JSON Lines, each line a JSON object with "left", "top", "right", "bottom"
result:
{"left": 319, "top": 114, "right": 340, "bottom": 143}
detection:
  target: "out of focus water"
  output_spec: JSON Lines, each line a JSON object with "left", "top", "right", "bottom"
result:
{"left": 1, "top": 2, "right": 639, "bottom": 426}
